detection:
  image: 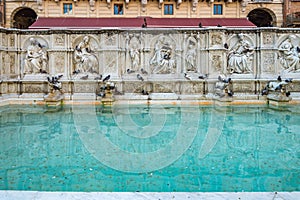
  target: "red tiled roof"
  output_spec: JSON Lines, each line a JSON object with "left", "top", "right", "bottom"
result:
{"left": 30, "top": 17, "right": 256, "bottom": 29}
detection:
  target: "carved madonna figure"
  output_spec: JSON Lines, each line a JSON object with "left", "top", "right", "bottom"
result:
{"left": 150, "top": 35, "right": 176, "bottom": 74}
{"left": 227, "top": 33, "right": 254, "bottom": 74}
{"left": 278, "top": 35, "right": 300, "bottom": 73}
{"left": 24, "top": 37, "right": 48, "bottom": 74}
{"left": 73, "top": 35, "right": 99, "bottom": 74}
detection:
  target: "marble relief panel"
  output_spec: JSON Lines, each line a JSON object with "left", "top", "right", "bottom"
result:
{"left": 276, "top": 34, "right": 300, "bottom": 73}
{"left": 262, "top": 32, "right": 275, "bottom": 47}
{"left": 51, "top": 52, "right": 65, "bottom": 74}
{"left": 149, "top": 35, "right": 177, "bottom": 74}
{"left": 103, "top": 51, "right": 118, "bottom": 73}
{"left": 54, "top": 34, "right": 66, "bottom": 47}
{"left": 226, "top": 33, "right": 255, "bottom": 75}
{"left": 180, "top": 82, "right": 203, "bottom": 94}
{"left": 72, "top": 35, "right": 100, "bottom": 74}
{"left": 262, "top": 52, "right": 275, "bottom": 73}
{"left": 123, "top": 82, "right": 145, "bottom": 93}
{"left": 74, "top": 83, "right": 97, "bottom": 93}
{"left": 209, "top": 51, "right": 223, "bottom": 74}
{"left": 23, "top": 84, "right": 45, "bottom": 93}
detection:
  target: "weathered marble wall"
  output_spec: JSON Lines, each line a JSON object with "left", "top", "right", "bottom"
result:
{"left": 0, "top": 27, "right": 299, "bottom": 101}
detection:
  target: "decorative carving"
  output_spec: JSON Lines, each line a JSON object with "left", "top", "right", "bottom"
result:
{"left": 53, "top": 53, "right": 65, "bottom": 73}
{"left": 105, "top": 52, "right": 117, "bottom": 72}
{"left": 192, "top": 0, "right": 198, "bottom": 11}
{"left": 9, "top": 35, "right": 15, "bottom": 47}
{"left": 278, "top": 35, "right": 300, "bottom": 73}
{"left": 107, "top": 0, "right": 111, "bottom": 8}
{"left": 177, "top": 0, "right": 182, "bottom": 8}
{"left": 9, "top": 54, "right": 15, "bottom": 74}
{"left": 150, "top": 36, "right": 176, "bottom": 74}
{"left": 159, "top": 0, "right": 163, "bottom": 9}
{"left": 3, "top": 54, "right": 9, "bottom": 74}
{"left": 262, "top": 53, "right": 275, "bottom": 73}
{"left": 185, "top": 37, "right": 197, "bottom": 72}
{"left": 211, "top": 34, "right": 222, "bottom": 46}
{"left": 141, "top": 0, "right": 147, "bottom": 12}
{"left": 54, "top": 35, "right": 65, "bottom": 46}
{"left": 211, "top": 54, "right": 222, "bottom": 72}
{"left": 104, "top": 33, "right": 116, "bottom": 46}
{"left": 89, "top": 0, "right": 95, "bottom": 11}
{"left": 263, "top": 33, "right": 274, "bottom": 45}
{"left": 74, "top": 36, "right": 99, "bottom": 74}
{"left": 24, "top": 37, "right": 48, "bottom": 74}
{"left": 37, "top": 0, "right": 43, "bottom": 11}
{"left": 227, "top": 33, "right": 254, "bottom": 74}
{"left": 128, "top": 37, "right": 141, "bottom": 72}
{"left": 240, "top": 0, "right": 248, "bottom": 12}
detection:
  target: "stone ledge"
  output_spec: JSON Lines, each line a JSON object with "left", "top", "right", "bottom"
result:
{"left": 0, "top": 191, "right": 299, "bottom": 200}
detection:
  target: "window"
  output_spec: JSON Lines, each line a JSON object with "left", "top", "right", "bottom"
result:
{"left": 114, "top": 4, "right": 124, "bottom": 15}
{"left": 164, "top": 4, "right": 173, "bottom": 15}
{"left": 213, "top": 4, "right": 222, "bottom": 15}
{"left": 63, "top": 3, "right": 73, "bottom": 15}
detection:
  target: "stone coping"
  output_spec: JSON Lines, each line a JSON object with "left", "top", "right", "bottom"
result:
{"left": 1, "top": 97, "right": 300, "bottom": 107}
{"left": 0, "top": 191, "right": 299, "bottom": 200}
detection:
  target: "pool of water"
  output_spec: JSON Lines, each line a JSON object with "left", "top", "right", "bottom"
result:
{"left": 0, "top": 104, "right": 299, "bottom": 192}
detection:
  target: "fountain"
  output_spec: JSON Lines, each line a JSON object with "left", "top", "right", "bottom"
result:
{"left": 0, "top": 28, "right": 299, "bottom": 105}
{"left": 95, "top": 74, "right": 116, "bottom": 105}
{"left": 262, "top": 76, "right": 293, "bottom": 106}
{"left": 44, "top": 74, "right": 64, "bottom": 106}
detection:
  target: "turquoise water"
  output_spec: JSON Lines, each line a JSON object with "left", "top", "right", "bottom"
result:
{"left": 0, "top": 104, "right": 299, "bottom": 192}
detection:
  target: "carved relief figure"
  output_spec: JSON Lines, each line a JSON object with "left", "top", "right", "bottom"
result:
{"left": 74, "top": 36, "right": 99, "bottom": 73}
{"left": 211, "top": 34, "right": 222, "bottom": 46}
{"left": 212, "top": 55, "right": 222, "bottom": 72}
{"left": 227, "top": 34, "right": 254, "bottom": 74}
{"left": 185, "top": 40, "right": 197, "bottom": 72}
{"left": 278, "top": 35, "right": 300, "bottom": 73}
{"left": 150, "top": 36, "right": 175, "bottom": 74}
{"left": 24, "top": 38, "right": 48, "bottom": 74}
{"left": 263, "top": 33, "right": 273, "bottom": 45}
{"left": 129, "top": 43, "right": 140, "bottom": 71}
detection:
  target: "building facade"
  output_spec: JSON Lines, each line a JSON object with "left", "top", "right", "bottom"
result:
{"left": 0, "top": 0, "right": 287, "bottom": 29}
